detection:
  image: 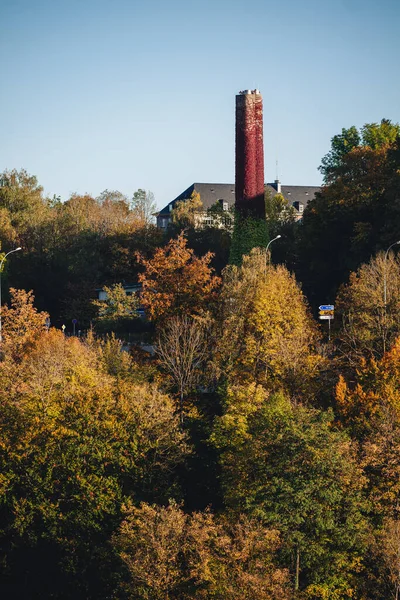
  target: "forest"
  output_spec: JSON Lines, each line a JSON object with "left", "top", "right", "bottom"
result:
{"left": 1, "top": 119, "right": 400, "bottom": 599}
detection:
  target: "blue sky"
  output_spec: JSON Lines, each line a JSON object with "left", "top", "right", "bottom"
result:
{"left": 1, "top": 0, "right": 399, "bottom": 209}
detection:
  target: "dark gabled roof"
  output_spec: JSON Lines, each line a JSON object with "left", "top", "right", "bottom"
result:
{"left": 157, "top": 182, "right": 321, "bottom": 216}
{"left": 277, "top": 185, "right": 321, "bottom": 207}
{"left": 157, "top": 183, "right": 236, "bottom": 216}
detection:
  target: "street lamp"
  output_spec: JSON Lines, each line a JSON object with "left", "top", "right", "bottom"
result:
{"left": 0, "top": 247, "right": 22, "bottom": 344}
{"left": 266, "top": 234, "right": 281, "bottom": 259}
{"left": 266, "top": 234, "right": 282, "bottom": 253}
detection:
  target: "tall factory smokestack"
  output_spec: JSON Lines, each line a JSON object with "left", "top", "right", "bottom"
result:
{"left": 235, "top": 89, "right": 265, "bottom": 218}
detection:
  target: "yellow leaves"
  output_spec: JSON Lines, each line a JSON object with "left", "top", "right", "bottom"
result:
{"left": 217, "top": 249, "right": 322, "bottom": 396}
{"left": 336, "top": 252, "right": 400, "bottom": 362}
{"left": 114, "top": 502, "right": 289, "bottom": 600}
{"left": 171, "top": 190, "right": 203, "bottom": 228}
{"left": 336, "top": 335, "right": 400, "bottom": 436}
{"left": 211, "top": 383, "right": 268, "bottom": 450}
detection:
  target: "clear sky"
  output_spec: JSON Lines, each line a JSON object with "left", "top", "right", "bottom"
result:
{"left": 1, "top": 0, "right": 399, "bottom": 209}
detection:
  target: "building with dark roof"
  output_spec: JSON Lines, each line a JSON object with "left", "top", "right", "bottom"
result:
{"left": 156, "top": 181, "right": 321, "bottom": 229}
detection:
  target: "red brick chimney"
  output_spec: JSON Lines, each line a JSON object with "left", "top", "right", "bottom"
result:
{"left": 235, "top": 89, "right": 265, "bottom": 218}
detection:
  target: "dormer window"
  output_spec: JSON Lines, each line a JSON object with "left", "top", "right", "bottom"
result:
{"left": 219, "top": 199, "right": 229, "bottom": 211}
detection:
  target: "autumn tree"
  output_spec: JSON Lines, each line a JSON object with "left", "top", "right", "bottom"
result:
{"left": 334, "top": 338, "right": 400, "bottom": 598}
{"left": 137, "top": 232, "right": 221, "bottom": 322}
{"left": 113, "top": 501, "right": 289, "bottom": 600}
{"left": 1, "top": 288, "right": 48, "bottom": 361}
{"left": 378, "top": 518, "right": 400, "bottom": 600}
{"left": 0, "top": 169, "right": 50, "bottom": 230}
{"left": 336, "top": 338, "right": 400, "bottom": 517}
{"left": 320, "top": 120, "right": 400, "bottom": 183}
{"left": 0, "top": 326, "right": 188, "bottom": 597}
{"left": 215, "top": 248, "right": 322, "bottom": 399}
{"left": 335, "top": 250, "right": 400, "bottom": 364}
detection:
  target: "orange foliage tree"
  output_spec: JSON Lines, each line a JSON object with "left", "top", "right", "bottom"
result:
{"left": 1, "top": 288, "right": 49, "bottom": 361}
{"left": 137, "top": 233, "right": 221, "bottom": 322}
{"left": 336, "top": 338, "right": 400, "bottom": 518}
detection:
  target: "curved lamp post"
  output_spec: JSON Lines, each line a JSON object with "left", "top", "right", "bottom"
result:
{"left": 266, "top": 235, "right": 281, "bottom": 264}
{"left": 0, "top": 247, "right": 22, "bottom": 344}
{"left": 266, "top": 234, "right": 281, "bottom": 253}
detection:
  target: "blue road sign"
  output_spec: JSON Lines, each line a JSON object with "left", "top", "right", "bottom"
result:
{"left": 319, "top": 305, "right": 334, "bottom": 311}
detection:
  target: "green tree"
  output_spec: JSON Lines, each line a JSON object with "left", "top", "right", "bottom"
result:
{"left": 212, "top": 389, "right": 368, "bottom": 597}
{"left": 297, "top": 121, "right": 400, "bottom": 304}
{"left": 265, "top": 190, "right": 296, "bottom": 237}
{"left": 170, "top": 191, "right": 203, "bottom": 229}
{"left": 93, "top": 283, "right": 139, "bottom": 326}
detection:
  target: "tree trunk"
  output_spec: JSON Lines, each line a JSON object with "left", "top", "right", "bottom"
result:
{"left": 295, "top": 546, "right": 300, "bottom": 592}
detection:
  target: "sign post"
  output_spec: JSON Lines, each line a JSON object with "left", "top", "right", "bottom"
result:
{"left": 72, "top": 319, "right": 78, "bottom": 336}
{"left": 319, "top": 305, "right": 334, "bottom": 341}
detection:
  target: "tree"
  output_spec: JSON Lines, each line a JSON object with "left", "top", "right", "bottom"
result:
{"left": 131, "top": 189, "right": 157, "bottom": 225}
{"left": 0, "top": 329, "right": 188, "bottom": 597}
{"left": 1, "top": 288, "right": 49, "bottom": 361}
{"left": 211, "top": 389, "right": 368, "bottom": 597}
{"left": 170, "top": 191, "right": 203, "bottom": 229}
{"left": 137, "top": 233, "right": 221, "bottom": 322}
{"left": 297, "top": 120, "right": 400, "bottom": 304}
{"left": 156, "top": 315, "right": 209, "bottom": 417}
{"left": 378, "top": 518, "right": 400, "bottom": 600}
{"left": 319, "top": 120, "right": 400, "bottom": 184}
{"left": 265, "top": 190, "right": 296, "bottom": 238}
{"left": 216, "top": 248, "right": 322, "bottom": 399}
{"left": 319, "top": 126, "right": 361, "bottom": 183}
{"left": 0, "top": 169, "right": 48, "bottom": 217}
{"left": 113, "top": 501, "right": 290, "bottom": 600}
{"left": 93, "top": 283, "right": 139, "bottom": 325}
{"left": 335, "top": 251, "right": 400, "bottom": 364}
{"left": 336, "top": 338, "right": 400, "bottom": 517}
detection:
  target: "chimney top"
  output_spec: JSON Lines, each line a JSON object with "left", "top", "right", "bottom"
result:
{"left": 238, "top": 89, "right": 261, "bottom": 95}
